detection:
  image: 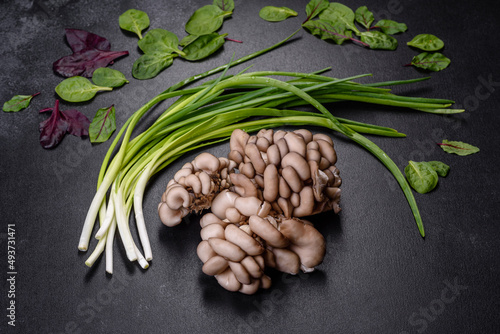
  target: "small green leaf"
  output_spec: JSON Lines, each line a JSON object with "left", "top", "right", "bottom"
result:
{"left": 213, "top": 0, "right": 234, "bottom": 12}
{"left": 185, "top": 5, "right": 232, "bottom": 36}
{"left": 181, "top": 33, "right": 227, "bottom": 61}
{"left": 259, "top": 6, "right": 298, "bottom": 22}
{"left": 374, "top": 19, "right": 407, "bottom": 34}
{"left": 355, "top": 6, "right": 374, "bottom": 30}
{"left": 438, "top": 140, "right": 480, "bottom": 156}
{"left": 92, "top": 68, "right": 129, "bottom": 88}
{"left": 132, "top": 52, "right": 176, "bottom": 80}
{"left": 410, "top": 52, "right": 450, "bottom": 71}
{"left": 305, "top": 0, "right": 329, "bottom": 22}
{"left": 405, "top": 161, "right": 439, "bottom": 194}
{"left": 119, "top": 9, "right": 150, "bottom": 39}
{"left": 319, "top": 2, "right": 360, "bottom": 35}
{"left": 427, "top": 161, "right": 450, "bottom": 177}
{"left": 3, "top": 92, "right": 39, "bottom": 112}
{"left": 55, "top": 76, "right": 112, "bottom": 102}
{"left": 180, "top": 34, "right": 199, "bottom": 47}
{"left": 407, "top": 34, "right": 444, "bottom": 51}
{"left": 89, "top": 105, "right": 116, "bottom": 143}
{"left": 360, "top": 31, "right": 398, "bottom": 50}
{"left": 302, "top": 19, "right": 352, "bottom": 45}
{"left": 138, "top": 28, "right": 185, "bottom": 56}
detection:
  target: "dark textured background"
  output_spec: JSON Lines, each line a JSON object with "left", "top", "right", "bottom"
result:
{"left": 1, "top": 0, "right": 499, "bottom": 333}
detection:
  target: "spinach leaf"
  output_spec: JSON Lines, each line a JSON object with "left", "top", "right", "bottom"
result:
{"left": 55, "top": 76, "right": 112, "bottom": 102}
{"left": 427, "top": 161, "right": 450, "bottom": 177}
{"left": 53, "top": 29, "right": 129, "bottom": 78}
{"left": 181, "top": 33, "right": 227, "bottom": 61}
{"left": 3, "top": 92, "right": 40, "bottom": 112}
{"left": 138, "top": 28, "right": 185, "bottom": 56}
{"left": 360, "top": 31, "right": 398, "bottom": 50}
{"left": 304, "top": 0, "right": 330, "bottom": 23}
{"left": 89, "top": 105, "right": 116, "bottom": 143}
{"left": 185, "top": 5, "right": 232, "bottom": 36}
{"left": 410, "top": 52, "right": 450, "bottom": 71}
{"left": 39, "top": 100, "right": 90, "bottom": 149}
{"left": 213, "top": 0, "right": 234, "bottom": 12}
{"left": 92, "top": 68, "right": 129, "bottom": 88}
{"left": 259, "top": 6, "right": 298, "bottom": 22}
{"left": 438, "top": 140, "right": 480, "bottom": 156}
{"left": 302, "top": 19, "right": 353, "bottom": 45}
{"left": 319, "top": 2, "right": 360, "bottom": 35}
{"left": 180, "top": 34, "right": 199, "bottom": 47}
{"left": 355, "top": 6, "right": 374, "bottom": 30}
{"left": 132, "top": 52, "right": 176, "bottom": 79}
{"left": 407, "top": 34, "right": 444, "bottom": 51}
{"left": 374, "top": 19, "right": 407, "bottom": 34}
{"left": 404, "top": 161, "right": 439, "bottom": 194}
{"left": 119, "top": 9, "right": 150, "bottom": 39}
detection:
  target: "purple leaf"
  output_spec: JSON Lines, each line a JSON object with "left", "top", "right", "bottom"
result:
{"left": 65, "top": 28, "right": 111, "bottom": 53}
{"left": 53, "top": 29, "right": 129, "bottom": 77}
{"left": 39, "top": 100, "right": 90, "bottom": 149}
{"left": 61, "top": 108, "right": 90, "bottom": 137}
{"left": 53, "top": 49, "right": 129, "bottom": 77}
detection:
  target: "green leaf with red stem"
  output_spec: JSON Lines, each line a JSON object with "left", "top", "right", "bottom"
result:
{"left": 213, "top": 0, "right": 234, "bottom": 12}
{"left": 360, "top": 31, "right": 398, "bottom": 50}
{"left": 3, "top": 92, "right": 40, "bottom": 112}
{"left": 374, "top": 19, "right": 407, "bottom": 35}
{"left": 304, "top": 0, "right": 329, "bottom": 23}
{"left": 408, "top": 52, "right": 450, "bottom": 71}
{"left": 302, "top": 19, "right": 368, "bottom": 46}
{"left": 355, "top": 6, "right": 374, "bottom": 30}
{"left": 89, "top": 105, "right": 117, "bottom": 143}
{"left": 437, "top": 140, "right": 479, "bottom": 156}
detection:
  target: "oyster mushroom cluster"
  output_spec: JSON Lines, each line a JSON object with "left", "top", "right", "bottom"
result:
{"left": 158, "top": 129, "right": 342, "bottom": 294}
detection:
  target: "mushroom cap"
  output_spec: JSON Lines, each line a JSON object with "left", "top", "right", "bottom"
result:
{"left": 193, "top": 152, "right": 221, "bottom": 174}
{"left": 279, "top": 219, "right": 326, "bottom": 269}
{"left": 211, "top": 189, "right": 239, "bottom": 220}
{"left": 248, "top": 215, "right": 289, "bottom": 248}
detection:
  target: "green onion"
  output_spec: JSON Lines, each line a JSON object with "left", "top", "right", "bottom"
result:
{"left": 78, "top": 32, "right": 462, "bottom": 273}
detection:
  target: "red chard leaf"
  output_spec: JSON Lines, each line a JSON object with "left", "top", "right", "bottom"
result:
{"left": 63, "top": 108, "right": 90, "bottom": 137}
{"left": 53, "top": 49, "right": 129, "bottom": 78}
{"left": 53, "top": 29, "right": 129, "bottom": 77}
{"left": 39, "top": 100, "right": 90, "bottom": 149}
{"left": 65, "top": 28, "right": 111, "bottom": 53}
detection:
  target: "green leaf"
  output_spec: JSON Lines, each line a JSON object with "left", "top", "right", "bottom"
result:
{"left": 132, "top": 52, "right": 176, "bottom": 80}
{"left": 138, "top": 28, "right": 185, "bottom": 56}
{"left": 438, "top": 140, "right": 480, "bottom": 156}
{"left": 355, "top": 6, "right": 374, "bottom": 30}
{"left": 213, "top": 0, "right": 234, "bottom": 12}
{"left": 180, "top": 34, "right": 199, "bottom": 47}
{"left": 305, "top": 0, "right": 330, "bottom": 22}
{"left": 427, "top": 161, "right": 450, "bottom": 177}
{"left": 119, "top": 9, "right": 150, "bottom": 39}
{"left": 319, "top": 2, "right": 360, "bottom": 35}
{"left": 181, "top": 33, "right": 227, "bottom": 61}
{"left": 302, "top": 19, "right": 352, "bottom": 45}
{"left": 185, "top": 5, "right": 232, "bottom": 36}
{"left": 3, "top": 92, "right": 39, "bottom": 112}
{"left": 410, "top": 52, "right": 450, "bottom": 71}
{"left": 55, "top": 76, "right": 112, "bottom": 102}
{"left": 360, "top": 31, "right": 398, "bottom": 50}
{"left": 89, "top": 105, "right": 116, "bottom": 143}
{"left": 92, "top": 68, "right": 129, "bottom": 88}
{"left": 259, "top": 6, "right": 298, "bottom": 22}
{"left": 405, "top": 161, "right": 439, "bottom": 194}
{"left": 407, "top": 34, "right": 444, "bottom": 51}
{"left": 374, "top": 19, "right": 407, "bottom": 34}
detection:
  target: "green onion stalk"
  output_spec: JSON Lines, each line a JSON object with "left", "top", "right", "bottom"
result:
{"left": 78, "top": 30, "right": 463, "bottom": 273}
